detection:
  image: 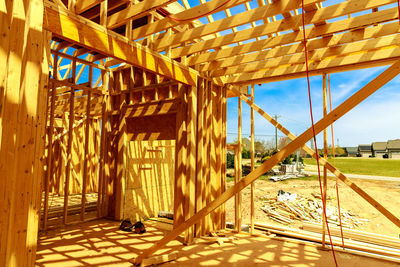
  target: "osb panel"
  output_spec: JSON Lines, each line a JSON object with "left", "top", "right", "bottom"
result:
{"left": 126, "top": 113, "right": 176, "bottom": 141}
{"left": 123, "top": 140, "right": 175, "bottom": 221}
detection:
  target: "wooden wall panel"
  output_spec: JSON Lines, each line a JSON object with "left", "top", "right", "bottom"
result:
{"left": 123, "top": 140, "right": 175, "bottom": 221}
{"left": 126, "top": 114, "right": 176, "bottom": 141}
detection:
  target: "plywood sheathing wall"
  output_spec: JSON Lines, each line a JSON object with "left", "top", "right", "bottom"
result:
{"left": 109, "top": 66, "right": 227, "bottom": 242}
{"left": 0, "top": 0, "right": 49, "bottom": 266}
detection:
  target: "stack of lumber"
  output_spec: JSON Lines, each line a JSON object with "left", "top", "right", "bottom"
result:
{"left": 302, "top": 222, "right": 400, "bottom": 249}
{"left": 261, "top": 192, "right": 366, "bottom": 227}
{"left": 255, "top": 222, "right": 400, "bottom": 263}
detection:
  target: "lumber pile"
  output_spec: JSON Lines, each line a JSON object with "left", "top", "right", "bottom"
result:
{"left": 255, "top": 222, "right": 400, "bottom": 263}
{"left": 261, "top": 191, "right": 367, "bottom": 227}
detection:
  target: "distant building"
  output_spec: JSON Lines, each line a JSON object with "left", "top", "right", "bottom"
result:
{"left": 387, "top": 139, "right": 400, "bottom": 159}
{"left": 358, "top": 145, "right": 372, "bottom": 158}
{"left": 344, "top": 147, "right": 358, "bottom": 157}
{"left": 372, "top": 142, "right": 387, "bottom": 158}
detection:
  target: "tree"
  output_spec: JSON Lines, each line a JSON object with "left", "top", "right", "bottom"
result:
{"left": 278, "top": 136, "right": 290, "bottom": 150}
{"left": 227, "top": 153, "right": 234, "bottom": 168}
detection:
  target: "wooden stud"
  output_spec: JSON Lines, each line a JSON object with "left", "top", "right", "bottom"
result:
{"left": 250, "top": 85, "right": 255, "bottom": 234}
{"left": 43, "top": 55, "right": 58, "bottom": 230}
{"left": 322, "top": 73, "right": 328, "bottom": 246}
{"left": 81, "top": 66, "right": 92, "bottom": 220}
{"left": 63, "top": 59, "right": 76, "bottom": 224}
{"left": 185, "top": 82, "right": 197, "bottom": 243}
{"left": 174, "top": 84, "right": 187, "bottom": 231}
{"left": 236, "top": 95, "right": 242, "bottom": 232}
{"left": 195, "top": 78, "right": 204, "bottom": 237}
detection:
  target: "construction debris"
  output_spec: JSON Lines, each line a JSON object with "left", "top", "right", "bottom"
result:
{"left": 261, "top": 191, "right": 368, "bottom": 228}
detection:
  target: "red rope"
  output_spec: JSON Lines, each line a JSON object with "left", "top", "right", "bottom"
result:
{"left": 157, "top": 0, "right": 232, "bottom": 22}
{"left": 300, "top": 1, "right": 338, "bottom": 266}
{"left": 397, "top": 0, "right": 400, "bottom": 24}
{"left": 328, "top": 74, "right": 345, "bottom": 250}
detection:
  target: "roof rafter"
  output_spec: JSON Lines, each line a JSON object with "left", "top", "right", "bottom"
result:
{"left": 107, "top": 0, "right": 177, "bottom": 29}
{"left": 212, "top": 34, "right": 400, "bottom": 77}
{"left": 224, "top": 46, "right": 400, "bottom": 85}
{"left": 153, "top": 0, "right": 323, "bottom": 51}
{"left": 171, "top": 0, "right": 397, "bottom": 58}
{"left": 201, "top": 22, "right": 400, "bottom": 73}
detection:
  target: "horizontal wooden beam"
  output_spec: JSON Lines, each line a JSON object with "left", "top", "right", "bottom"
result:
{"left": 186, "top": 6, "right": 399, "bottom": 64}
{"left": 133, "top": 59, "right": 400, "bottom": 265}
{"left": 107, "top": 0, "right": 176, "bottom": 29}
{"left": 76, "top": 0, "right": 103, "bottom": 14}
{"left": 232, "top": 87, "right": 400, "bottom": 229}
{"left": 43, "top": 1, "right": 198, "bottom": 87}
{"left": 212, "top": 34, "right": 400, "bottom": 77}
{"left": 123, "top": 99, "right": 179, "bottom": 118}
{"left": 199, "top": 21, "right": 400, "bottom": 72}
{"left": 225, "top": 46, "right": 400, "bottom": 84}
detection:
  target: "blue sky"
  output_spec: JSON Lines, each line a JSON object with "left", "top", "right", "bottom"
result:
{"left": 226, "top": 67, "right": 400, "bottom": 147}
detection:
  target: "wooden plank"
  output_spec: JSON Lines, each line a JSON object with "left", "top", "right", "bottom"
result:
{"left": 123, "top": 99, "right": 179, "bottom": 118}
{"left": 220, "top": 85, "right": 227, "bottom": 228}
{"left": 184, "top": 83, "right": 197, "bottom": 243}
{"left": 322, "top": 73, "right": 328, "bottom": 247}
{"left": 132, "top": 60, "right": 400, "bottom": 265}
{"left": 250, "top": 85, "right": 255, "bottom": 235}
{"left": 235, "top": 96, "right": 242, "bottom": 232}
{"left": 215, "top": 84, "right": 223, "bottom": 230}
{"left": 43, "top": 59, "right": 57, "bottom": 230}
{"left": 233, "top": 85, "right": 400, "bottom": 230}
{"left": 81, "top": 66, "right": 92, "bottom": 220}
{"left": 201, "top": 79, "right": 208, "bottom": 235}
{"left": 76, "top": 0, "right": 102, "bottom": 14}
{"left": 139, "top": 251, "right": 178, "bottom": 267}
{"left": 43, "top": 1, "right": 198, "bottom": 87}
{"left": 204, "top": 81, "right": 212, "bottom": 234}
{"left": 98, "top": 69, "right": 108, "bottom": 217}
{"left": 173, "top": 84, "right": 187, "bottom": 231}
{"left": 107, "top": 0, "right": 176, "bottom": 29}
{"left": 195, "top": 78, "right": 204, "bottom": 237}
{"left": 63, "top": 59, "right": 76, "bottom": 224}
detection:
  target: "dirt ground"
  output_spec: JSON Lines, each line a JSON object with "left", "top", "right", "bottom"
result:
{"left": 225, "top": 176, "right": 400, "bottom": 238}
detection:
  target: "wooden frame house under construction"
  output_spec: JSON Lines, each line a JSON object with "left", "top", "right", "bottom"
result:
{"left": 1, "top": 0, "right": 400, "bottom": 266}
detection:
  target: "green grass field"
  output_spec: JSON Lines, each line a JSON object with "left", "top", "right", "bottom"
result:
{"left": 303, "top": 157, "right": 400, "bottom": 177}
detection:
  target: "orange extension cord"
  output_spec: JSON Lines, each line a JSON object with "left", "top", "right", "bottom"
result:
{"left": 300, "top": 1, "right": 338, "bottom": 266}
{"left": 328, "top": 74, "right": 345, "bottom": 250}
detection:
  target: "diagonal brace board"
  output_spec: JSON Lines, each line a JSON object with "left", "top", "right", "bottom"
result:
{"left": 231, "top": 87, "right": 400, "bottom": 229}
{"left": 133, "top": 60, "right": 400, "bottom": 264}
